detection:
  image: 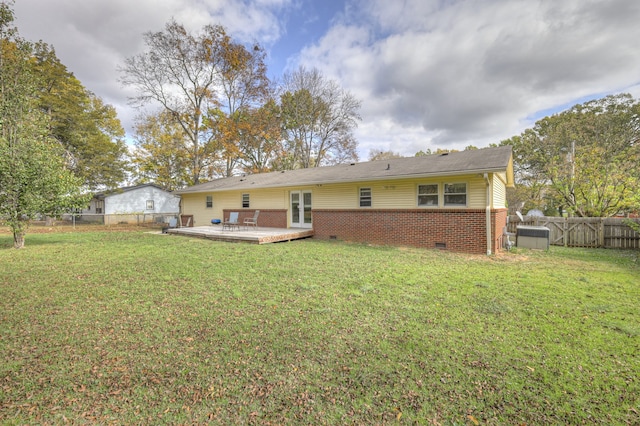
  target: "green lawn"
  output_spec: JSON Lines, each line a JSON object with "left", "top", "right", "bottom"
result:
{"left": 0, "top": 229, "right": 638, "bottom": 424}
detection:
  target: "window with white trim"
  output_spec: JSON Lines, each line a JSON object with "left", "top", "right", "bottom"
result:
{"left": 242, "top": 193, "right": 250, "bottom": 208}
{"left": 418, "top": 184, "right": 438, "bottom": 207}
{"left": 205, "top": 195, "right": 213, "bottom": 208}
{"left": 359, "top": 187, "right": 372, "bottom": 207}
{"left": 146, "top": 200, "right": 154, "bottom": 210}
{"left": 444, "top": 183, "right": 467, "bottom": 206}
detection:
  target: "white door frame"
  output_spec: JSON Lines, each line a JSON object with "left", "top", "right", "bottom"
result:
{"left": 290, "top": 190, "right": 312, "bottom": 228}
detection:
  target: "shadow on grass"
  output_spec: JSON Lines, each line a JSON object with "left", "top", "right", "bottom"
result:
{"left": 0, "top": 234, "right": 76, "bottom": 249}
{"left": 523, "top": 246, "right": 639, "bottom": 268}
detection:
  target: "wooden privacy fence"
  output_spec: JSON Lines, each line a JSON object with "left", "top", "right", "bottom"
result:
{"left": 507, "top": 216, "right": 640, "bottom": 249}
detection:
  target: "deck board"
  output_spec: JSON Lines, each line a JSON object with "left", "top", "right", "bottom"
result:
{"left": 166, "top": 226, "right": 314, "bottom": 244}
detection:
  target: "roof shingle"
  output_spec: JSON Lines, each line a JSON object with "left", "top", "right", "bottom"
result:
{"left": 176, "top": 146, "right": 513, "bottom": 194}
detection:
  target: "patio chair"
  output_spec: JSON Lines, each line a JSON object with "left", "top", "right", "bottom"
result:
{"left": 222, "top": 212, "right": 240, "bottom": 231}
{"left": 244, "top": 210, "right": 260, "bottom": 229}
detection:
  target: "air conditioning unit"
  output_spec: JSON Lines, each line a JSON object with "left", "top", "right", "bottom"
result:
{"left": 516, "top": 225, "right": 550, "bottom": 250}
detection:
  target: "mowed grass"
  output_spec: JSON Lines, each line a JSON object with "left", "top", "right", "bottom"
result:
{"left": 0, "top": 229, "right": 638, "bottom": 425}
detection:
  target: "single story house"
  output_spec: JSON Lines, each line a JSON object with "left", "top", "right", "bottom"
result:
{"left": 79, "top": 183, "right": 180, "bottom": 224}
{"left": 175, "top": 146, "right": 515, "bottom": 254}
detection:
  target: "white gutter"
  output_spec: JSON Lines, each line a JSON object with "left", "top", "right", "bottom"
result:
{"left": 484, "top": 173, "right": 492, "bottom": 255}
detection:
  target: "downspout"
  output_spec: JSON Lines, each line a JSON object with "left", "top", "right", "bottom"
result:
{"left": 484, "top": 173, "right": 492, "bottom": 255}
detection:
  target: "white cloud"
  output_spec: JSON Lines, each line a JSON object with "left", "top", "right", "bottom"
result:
{"left": 11, "top": 0, "right": 640, "bottom": 160}
{"left": 296, "top": 0, "right": 640, "bottom": 157}
{"left": 14, "top": 0, "right": 293, "bottom": 137}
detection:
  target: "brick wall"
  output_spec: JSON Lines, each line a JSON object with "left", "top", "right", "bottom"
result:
{"left": 222, "top": 209, "right": 287, "bottom": 228}
{"left": 313, "top": 209, "right": 508, "bottom": 254}
{"left": 493, "top": 208, "right": 508, "bottom": 252}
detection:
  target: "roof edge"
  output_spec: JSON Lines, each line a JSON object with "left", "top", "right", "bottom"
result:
{"left": 175, "top": 167, "right": 509, "bottom": 194}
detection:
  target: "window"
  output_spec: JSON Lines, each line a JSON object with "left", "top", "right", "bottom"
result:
{"left": 206, "top": 195, "right": 213, "bottom": 208}
{"left": 242, "top": 193, "right": 250, "bottom": 208}
{"left": 146, "top": 200, "right": 154, "bottom": 210}
{"left": 359, "top": 187, "right": 372, "bottom": 207}
{"left": 418, "top": 184, "right": 438, "bottom": 207}
{"left": 444, "top": 183, "right": 467, "bottom": 206}
{"left": 96, "top": 200, "right": 104, "bottom": 214}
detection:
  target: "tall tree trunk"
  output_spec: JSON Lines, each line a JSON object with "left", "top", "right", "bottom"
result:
{"left": 11, "top": 219, "right": 29, "bottom": 249}
{"left": 13, "top": 231, "right": 25, "bottom": 249}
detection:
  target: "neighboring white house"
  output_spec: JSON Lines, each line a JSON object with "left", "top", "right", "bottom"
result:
{"left": 79, "top": 184, "right": 180, "bottom": 224}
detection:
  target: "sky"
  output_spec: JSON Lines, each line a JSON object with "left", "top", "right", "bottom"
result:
{"left": 12, "top": 0, "right": 640, "bottom": 160}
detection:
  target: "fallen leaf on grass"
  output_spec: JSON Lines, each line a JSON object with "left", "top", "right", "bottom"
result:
{"left": 468, "top": 414, "right": 479, "bottom": 425}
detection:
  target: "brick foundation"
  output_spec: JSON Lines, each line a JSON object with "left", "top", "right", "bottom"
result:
{"left": 312, "top": 209, "right": 508, "bottom": 254}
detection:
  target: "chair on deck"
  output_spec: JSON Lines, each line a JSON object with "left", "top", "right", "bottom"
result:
{"left": 222, "top": 212, "right": 240, "bottom": 231}
{"left": 244, "top": 210, "right": 260, "bottom": 229}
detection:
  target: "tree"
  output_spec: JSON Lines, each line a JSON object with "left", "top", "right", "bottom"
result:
{"left": 368, "top": 149, "right": 402, "bottom": 161}
{"left": 237, "top": 99, "right": 284, "bottom": 173}
{"left": 209, "top": 40, "right": 271, "bottom": 177}
{"left": 131, "top": 110, "right": 193, "bottom": 191}
{"left": 33, "top": 43, "right": 129, "bottom": 190}
{"left": 501, "top": 135, "right": 555, "bottom": 215}
{"left": 280, "top": 67, "right": 360, "bottom": 168}
{"left": 415, "top": 148, "right": 458, "bottom": 156}
{"left": 0, "top": 2, "right": 88, "bottom": 248}
{"left": 122, "top": 20, "right": 270, "bottom": 183}
{"left": 120, "top": 20, "right": 229, "bottom": 185}
{"left": 505, "top": 94, "right": 640, "bottom": 217}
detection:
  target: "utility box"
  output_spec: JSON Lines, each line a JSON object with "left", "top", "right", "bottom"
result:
{"left": 516, "top": 225, "right": 550, "bottom": 250}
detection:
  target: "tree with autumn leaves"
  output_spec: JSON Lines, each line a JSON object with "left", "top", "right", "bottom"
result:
{"left": 122, "top": 20, "right": 279, "bottom": 184}
{"left": 123, "top": 21, "right": 361, "bottom": 188}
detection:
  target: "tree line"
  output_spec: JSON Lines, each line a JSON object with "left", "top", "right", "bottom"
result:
{"left": 501, "top": 94, "right": 640, "bottom": 218}
{"left": 2, "top": 0, "right": 639, "bottom": 250}
{"left": 121, "top": 20, "right": 361, "bottom": 190}
{"left": 0, "top": 2, "right": 361, "bottom": 247}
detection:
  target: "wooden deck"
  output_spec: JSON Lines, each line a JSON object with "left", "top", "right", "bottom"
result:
{"left": 166, "top": 226, "right": 314, "bottom": 244}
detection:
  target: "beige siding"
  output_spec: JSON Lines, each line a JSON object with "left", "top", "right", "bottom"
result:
{"left": 181, "top": 174, "right": 498, "bottom": 225}
{"left": 315, "top": 180, "right": 421, "bottom": 209}
{"left": 182, "top": 189, "right": 294, "bottom": 226}
{"left": 222, "top": 189, "right": 291, "bottom": 210}
{"left": 466, "top": 177, "right": 486, "bottom": 208}
{"left": 250, "top": 189, "right": 289, "bottom": 209}
{"left": 181, "top": 193, "right": 218, "bottom": 226}
{"left": 314, "top": 183, "right": 357, "bottom": 209}
{"left": 316, "top": 175, "right": 488, "bottom": 209}
{"left": 493, "top": 175, "right": 507, "bottom": 209}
